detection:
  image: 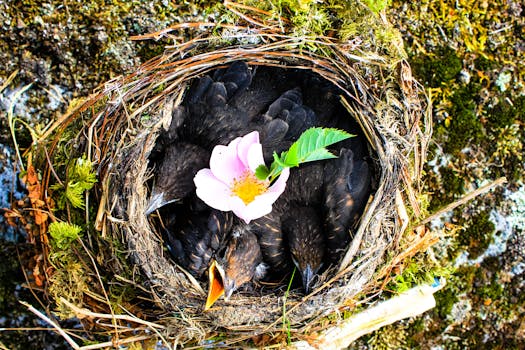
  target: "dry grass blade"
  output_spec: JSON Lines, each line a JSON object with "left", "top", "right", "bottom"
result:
{"left": 20, "top": 300, "right": 81, "bottom": 350}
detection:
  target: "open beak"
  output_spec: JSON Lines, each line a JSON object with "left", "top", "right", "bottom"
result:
{"left": 205, "top": 260, "right": 225, "bottom": 311}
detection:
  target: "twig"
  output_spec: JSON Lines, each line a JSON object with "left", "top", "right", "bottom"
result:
{"left": 77, "top": 238, "right": 119, "bottom": 341}
{"left": 60, "top": 298, "right": 165, "bottom": 330}
{"left": 416, "top": 177, "right": 507, "bottom": 226}
{"left": 289, "top": 280, "right": 446, "bottom": 349}
{"left": 8, "top": 83, "right": 33, "bottom": 172}
{"left": 78, "top": 335, "right": 152, "bottom": 350}
{"left": 19, "top": 300, "right": 80, "bottom": 350}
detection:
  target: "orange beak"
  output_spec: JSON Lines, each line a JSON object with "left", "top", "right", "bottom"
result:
{"left": 205, "top": 260, "right": 225, "bottom": 311}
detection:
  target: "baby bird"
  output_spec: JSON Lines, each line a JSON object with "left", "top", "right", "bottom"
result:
{"left": 167, "top": 210, "right": 233, "bottom": 279}
{"left": 265, "top": 87, "right": 318, "bottom": 141}
{"left": 284, "top": 162, "right": 325, "bottom": 206}
{"left": 323, "top": 148, "right": 371, "bottom": 264}
{"left": 282, "top": 206, "right": 325, "bottom": 293}
{"left": 251, "top": 200, "right": 293, "bottom": 277}
{"left": 205, "top": 225, "right": 267, "bottom": 310}
{"left": 145, "top": 142, "right": 209, "bottom": 215}
{"left": 181, "top": 62, "right": 253, "bottom": 148}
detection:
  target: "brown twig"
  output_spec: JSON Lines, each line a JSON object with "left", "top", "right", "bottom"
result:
{"left": 416, "top": 177, "right": 507, "bottom": 227}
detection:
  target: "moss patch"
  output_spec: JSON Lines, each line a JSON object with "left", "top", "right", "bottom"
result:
{"left": 456, "top": 210, "right": 495, "bottom": 259}
{"left": 411, "top": 46, "right": 463, "bottom": 88}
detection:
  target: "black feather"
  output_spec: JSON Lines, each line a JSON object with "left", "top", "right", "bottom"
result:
{"left": 323, "top": 148, "right": 371, "bottom": 264}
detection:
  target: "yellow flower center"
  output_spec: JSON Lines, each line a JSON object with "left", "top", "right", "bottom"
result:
{"left": 231, "top": 171, "right": 269, "bottom": 205}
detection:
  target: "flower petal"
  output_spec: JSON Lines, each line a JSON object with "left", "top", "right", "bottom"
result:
{"left": 237, "top": 131, "right": 260, "bottom": 168}
{"left": 209, "top": 140, "right": 245, "bottom": 185}
{"left": 228, "top": 195, "right": 273, "bottom": 224}
{"left": 194, "top": 169, "right": 232, "bottom": 211}
{"left": 268, "top": 167, "right": 290, "bottom": 195}
{"left": 247, "top": 143, "right": 265, "bottom": 172}
{"left": 229, "top": 167, "right": 290, "bottom": 223}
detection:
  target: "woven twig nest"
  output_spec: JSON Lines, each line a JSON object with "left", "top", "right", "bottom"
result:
{"left": 33, "top": 6, "right": 431, "bottom": 348}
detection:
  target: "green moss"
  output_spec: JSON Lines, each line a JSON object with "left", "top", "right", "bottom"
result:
{"left": 440, "top": 166, "right": 464, "bottom": 194}
{"left": 474, "top": 56, "right": 496, "bottom": 71}
{"left": 366, "top": 323, "right": 409, "bottom": 350}
{"left": 387, "top": 254, "right": 454, "bottom": 294}
{"left": 434, "top": 281, "right": 458, "bottom": 320}
{"left": 136, "top": 42, "right": 167, "bottom": 62}
{"left": 428, "top": 166, "right": 465, "bottom": 211}
{"left": 411, "top": 46, "right": 462, "bottom": 88}
{"left": 488, "top": 97, "right": 518, "bottom": 128}
{"left": 363, "top": 0, "right": 390, "bottom": 13}
{"left": 457, "top": 210, "right": 495, "bottom": 259}
{"left": 434, "top": 266, "right": 476, "bottom": 320}
{"left": 477, "top": 278, "right": 503, "bottom": 301}
{"left": 441, "top": 83, "right": 484, "bottom": 155}
{"left": 489, "top": 95, "right": 525, "bottom": 128}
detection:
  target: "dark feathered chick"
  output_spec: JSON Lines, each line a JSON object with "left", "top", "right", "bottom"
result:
{"left": 258, "top": 118, "right": 289, "bottom": 164}
{"left": 251, "top": 200, "right": 293, "bottom": 277}
{"left": 212, "top": 61, "right": 253, "bottom": 98}
{"left": 181, "top": 62, "right": 253, "bottom": 148}
{"left": 167, "top": 210, "right": 232, "bottom": 279}
{"left": 265, "top": 87, "right": 318, "bottom": 141}
{"left": 229, "top": 66, "right": 293, "bottom": 120}
{"left": 284, "top": 162, "right": 325, "bottom": 206}
{"left": 145, "top": 142, "right": 209, "bottom": 215}
{"left": 282, "top": 206, "right": 325, "bottom": 293}
{"left": 205, "top": 225, "right": 267, "bottom": 310}
{"left": 254, "top": 87, "right": 318, "bottom": 163}
{"left": 299, "top": 72, "right": 342, "bottom": 126}
{"left": 323, "top": 148, "right": 371, "bottom": 264}
{"left": 149, "top": 104, "right": 188, "bottom": 160}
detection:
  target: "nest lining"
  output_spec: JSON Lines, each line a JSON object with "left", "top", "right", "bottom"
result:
{"left": 38, "top": 24, "right": 428, "bottom": 345}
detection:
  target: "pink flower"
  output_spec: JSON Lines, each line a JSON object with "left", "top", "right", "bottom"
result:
{"left": 194, "top": 131, "right": 289, "bottom": 224}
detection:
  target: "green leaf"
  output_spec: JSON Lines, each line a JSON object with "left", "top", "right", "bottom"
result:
{"left": 255, "top": 165, "right": 270, "bottom": 180}
{"left": 65, "top": 182, "right": 86, "bottom": 209}
{"left": 283, "top": 143, "right": 300, "bottom": 167}
{"left": 301, "top": 148, "right": 338, "bottom": 162}
{"left": 261, "top": 127, "right": 354, "bottom": 181}
{"left": 284, "top": 127, "right": 354, "bottom": 165}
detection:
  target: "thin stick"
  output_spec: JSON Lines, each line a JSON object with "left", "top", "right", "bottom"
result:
{"left": 416, "top": 177, "right": 507, "bottom": 226}
{"left": 79, "top": 335, "right": 152, "bottom": 350}
{"left": 289, "top": 280, "right": 446, "bottom": 350}
{"left": 8, "top": 83, "right": 33, "bottom": 172}
{"left": 19, "top": 300, "right": 80, "bottom": 350}
{"left": 60, "top": 298, "right": 165, "bottom": 329}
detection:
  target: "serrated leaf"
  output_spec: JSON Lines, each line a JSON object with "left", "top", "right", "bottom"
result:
{"left": 284, "top": 127, "right": 353, "bottom": 165}
{"left": 255, "top": 165, "right": 270, "bottom": 180}
{"left": 264, "top": 127, "right": 354, "bottom": 182}
{"left": 301, "top": 148, "right": 338, "bottom": 162}
{"left": 65, "top": 182, "right": 86, "bottom": 209}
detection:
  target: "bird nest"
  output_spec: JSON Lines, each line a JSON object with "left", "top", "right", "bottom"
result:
{"left": 29, "top": 6, "right": 433, "bottom": 348}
